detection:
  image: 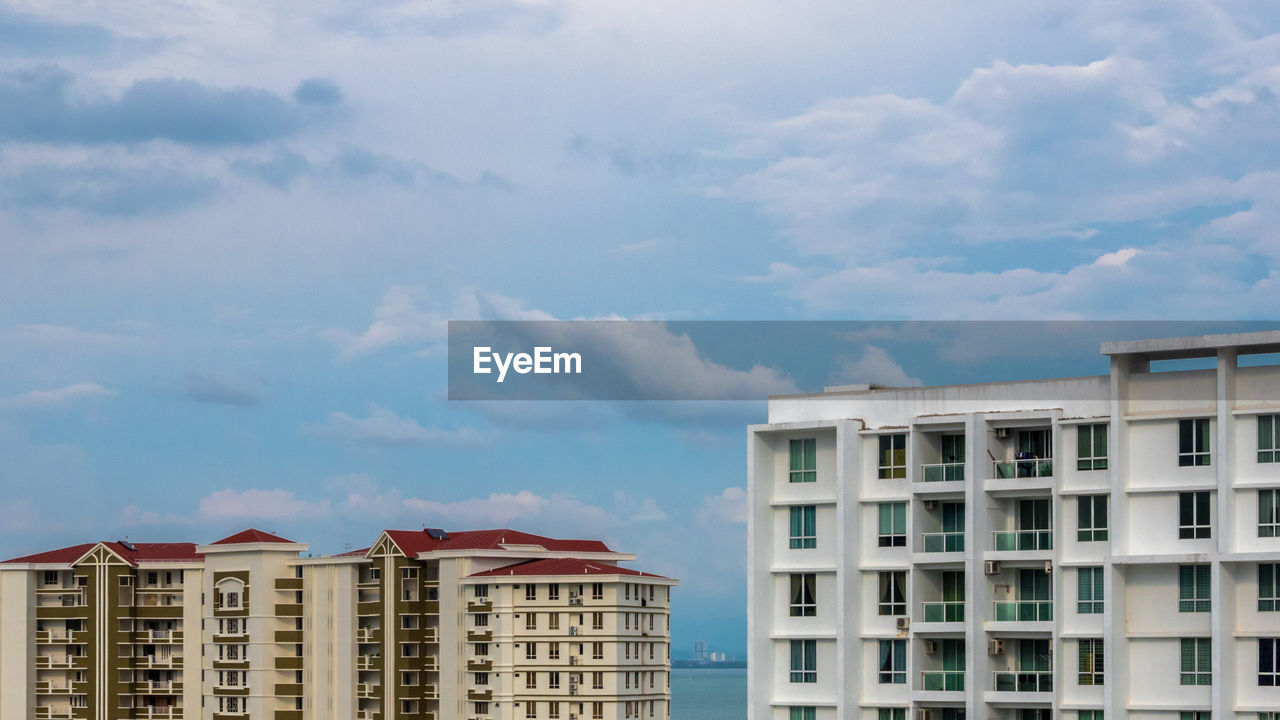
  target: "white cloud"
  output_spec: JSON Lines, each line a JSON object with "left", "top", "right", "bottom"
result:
{"left": 830, "top": 346, "right": 923, "bottom": 388}
{"left": 322, "top": 286, "right": 447, "bottom": 359}
{"left": 1, "top": 383, "right": 115, "bottom": 410}
{"left": 197, "top": 488, "right": 331, "bottom": 521}
{"left": 696, "top": 487, "right": 747, "bottom": 525}
{"left": 308, "top": 404, "right": 486, "bottom": 447}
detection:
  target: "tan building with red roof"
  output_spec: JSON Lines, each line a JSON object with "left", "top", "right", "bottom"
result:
{"left": 0, "top": 526, "right": 676, "bottom": 720}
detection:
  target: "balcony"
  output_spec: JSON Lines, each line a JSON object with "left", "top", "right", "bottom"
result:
{"left": 466, "top": 630, "right": 492, "bottom": 642}
{"left": 357, "top": 683, "right": 381, "bottom": 699}
{"left": 920, "top": 601, "right": 965, "bottom": 623}
{"left": 275, "top": 577, "right": 303, "bottom": 591}
{"left": 356, "top": 627, "right": 381, "bottom": 644}
{"left": 921, "top": 462, "right": 965, "bottom": 483}
{"left": 920, "top": 670, "right": 965, "bottom": 692}
{"left": 992, "top": 599, "right": 1053, "bottom": 622}
{"left": 357, "top": 601, "right": 381, "bottom": 616}
{"left": 920, "top": 532, "right": 964, "bottom": 554}
{"left": 992, "top": 670, "right": 1053, "bottom": 693}
{"left": 991, "top": 458, "right": 1052, "bottom": 480}
{"left": 467, "top": 599, "right": 493, "bottom": 612}
{"left": 467, "top": 659, "right": 493, "bottom": 672}
{"left": 356, "top": 654, "right": 381, "bottom": 671}
{"left": 467, "top": 689, "right": 493, "bottom": 702}
{"left": 991, "top": 530, "right": 1052, "bottom": 552}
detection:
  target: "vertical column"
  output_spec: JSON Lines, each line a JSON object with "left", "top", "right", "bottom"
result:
{"left": 835, "top": 420, "right": 857, "bottom": 719}
{"left": 1049, "top": 411, "right": 1064, "bottom": 719}
{"left": 964, "top": 412, "right": 988, "bottom": 720}
{"left": 1105, "top": 353, "right": 1139, "bottom": 720}
{"left": 745, "top": 428, "right": 770, "bottom": 720}
{"left": 0, "top": 570, "right": 36, "bottom": 720}
{"left": 1213, "top": 348, "right": 1237, "bottom": 719}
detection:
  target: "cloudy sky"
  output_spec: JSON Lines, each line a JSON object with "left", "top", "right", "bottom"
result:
{"left": 3, "top": 0, "right": 1280, "bottom": 657}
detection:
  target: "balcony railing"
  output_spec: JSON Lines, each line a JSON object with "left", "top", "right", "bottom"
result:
{"left": 991, "top": 459, "right": 1052, "bottom": 479}
{"left": 921, "top": 601, "right": 965, "bottom": 623}
{"left": 993, "top": 670, "right": 1053, "bottom": 692}
{"left": 920, "top": 670, "right": 965, "bottom": 691}
{"left": 991, "top": 529, "right": 1052, "bottom": 551}
{"left": 922, "top": 463, "right": 965, "bottom": 483}
{"left": 920, "top": 532, "right": 964, "bottom": 553}
{"left": 992, "top": 600, "right": 1053, "bottom": 622}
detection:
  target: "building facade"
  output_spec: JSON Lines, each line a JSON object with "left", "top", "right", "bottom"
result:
{"left": 0, "top": 527, "right": 675, "bottom": 720}
{"left": 747, "top": 331, "right": 1280, "bottom": 720}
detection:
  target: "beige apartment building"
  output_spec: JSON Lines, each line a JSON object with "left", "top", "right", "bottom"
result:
{"left": 0, "top": 527, "right": 675, "bottom": 720}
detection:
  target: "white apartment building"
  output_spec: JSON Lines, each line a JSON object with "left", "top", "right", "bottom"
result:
{"left": 747, "top": 331, "right": 1280, "bottom": 720}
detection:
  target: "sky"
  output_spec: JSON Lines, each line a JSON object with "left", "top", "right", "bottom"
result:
{"left": 2, "top": 1, "right": 1280, "bottom": 658}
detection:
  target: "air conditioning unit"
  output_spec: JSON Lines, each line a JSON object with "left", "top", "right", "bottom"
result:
{"left": 918, "top": 710, "right": 935, "bottom": 720}
{"left": 569, "top": 657, "right": 578, "bottom": 666}
{"left": 984, "top": 561, "right": 1000, "bottom": 575}
{"left": 988, "top": 639, "right": 1005, "bottom": 656}
{"left": 569, "top": 688, "right": 578, "bottom": 696}
{"left": 1044, "top": 560, "right": 1053, "bottom": 574}
{"left": 569, "top": 591, "right": 578, "bottom": 598}
{"left": 569, "top": 626, "right": 579, "bottom": 637}
{"left": 994, "top": 427, "right": 1012, "bottom": 438}
{"left": 922, "top": 640, "right": 937, "bottom": 655}
{"left": 896, "top": 617, "right": 910, "bottom": 631}
{"left": 923, "top": 500, "right": 938, "bottom": 511}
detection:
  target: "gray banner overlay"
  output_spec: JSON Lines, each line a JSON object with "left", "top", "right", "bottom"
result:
{"left": 447, "top": 321, "right": 1280, "bottom": 401}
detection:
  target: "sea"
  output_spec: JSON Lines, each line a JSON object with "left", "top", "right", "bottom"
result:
{"left": 671, "top": 667, "right": 747, "bottom": 720}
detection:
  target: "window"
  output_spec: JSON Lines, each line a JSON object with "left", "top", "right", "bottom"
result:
{"left": 1079, "top": 713, "right": 1103, "bottom": 720}
{"left": 592, "top": 642, "right": 603, "bottom": 659}
{"left": 592, "top": 702, "right": 604, "bottom": 719}
{"left": 1078, "top": 639, "right": 1104, "bottom": 686}
{"left": 526, "top": 613, "right": 537, "bottom": 630}
{"left": 527, "top": 672, "right": 537, "bottom": 689}
{"left": 1077, "top": 495, "right": 1108, "bottom": 542}
{"left": 592, "top": 671, "right": 604, "bottom": 689}
{"left": 548, "top": 671, "right": 560, "bottom": 689}
{"left": 1180, "top": 638, "right": 1211, "bottom": 685}
{"left": 877, "top": 571, "right": 906, "bottom": 616}
{"left": 475, "top": 584, "right": 488, "bottom": 598}
{"left": 878, "top": 502, "right": 906, "bottom": 547}
{"left": 592, "top": 583, "right": 604, "bottom": 600}
{"left": 474, "top": 672, "right": 489, "bottom": 685}
{"left": 548, "top": 642, "right": 559, "bottom": 659}
{"left": 1260, "top": 415, "right": 1279, "bottom": 463}
{"left": 789, "top": 639, "right": 817, "bottom": 683}
{"left": 878, "top": 639, "right": 906, "bottom": 683}
{"left": 1260, "top": 714, "right": 1278, "bottom": 720}
{"left": 1078, "top": 567, "right": 1104, "bottom": 614}
{"left": 549, "top": 613, "right": 560, "bottom": 630}
{"left": 526, "top": 701, "right": 537, "bottom": 719}
{"left": 1077, "top": 424, "right": 1108, "bottom": 470}
{"left": 526, "top": 642, "right": 537, "bottom": 660}
{"left": 789, "top": 709, "right": 816, "bottom": 720}
{"left": 1261, "top": 638, "right": 1280, "bottom": 686}
{"left": 789, "top": 506, "right": 817, "bottom": 549}
{"left": 1179, "top": 491, "right": 1212, "bottom": 539}
{"left": 526, "top": 584, "right": 537, "bottom": 601}
{"left": 548, "top": 583, "right": 559, "bottom": 600}
{"left": 592, "top": 612, "right": 604, "bottom": 630}
{"left": 1261, "top": 564, "right": 1279, "bottom": 612}
{"left": 1261, "top": 489, "right": 1279, "bottom": 538}
{"left": 1179, "top": 418, "right": 1211, "bottom": 466}
{"left": 790, "top": 438, "right": 817, "bottom": 483}
{"left": 1180, "top": 714, "right": 1209, "bottom": 720}
{"left": 789, "top": 574, "right": 816, "bottom": 617}
{"left": 1179, "top": 565, "right": 1211, "bottom": 612}
{"left": 877, "top": 711, "right": 905, "bottom": 720}
{"left": 878, "top": 434, "right": 906, "bottom": 479}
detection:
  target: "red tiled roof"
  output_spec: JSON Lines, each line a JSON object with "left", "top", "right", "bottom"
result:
{"left": 332, "top": 547, "right": 371, "bottom": 558}
{"left": 383, "top": 529, "right": 611, "bottom": 557}
{"left": 3, "top": 542, "right": 203, "bottom": 566}
{"left": 210, "top": 529, "right": 295, "bottom": 545}
{"left": 470, "top": 558, "right": 666, "bottom": 578}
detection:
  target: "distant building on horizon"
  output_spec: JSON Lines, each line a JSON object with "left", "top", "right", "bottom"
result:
{"left": 748, "top": 330, "right": 1280, "bottom": 719}
{"left": 0, "top": 526, "right": 677, "bottom": 720}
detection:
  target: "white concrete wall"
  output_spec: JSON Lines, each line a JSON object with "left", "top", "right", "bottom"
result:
{"left": 0, "top": 569, "right": 35, "bottom": 720}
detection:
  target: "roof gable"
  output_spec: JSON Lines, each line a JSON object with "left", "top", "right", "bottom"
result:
{"left": 210, "top": 529, "right": 295, "bottom": 545}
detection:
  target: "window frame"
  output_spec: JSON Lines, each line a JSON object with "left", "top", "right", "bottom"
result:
{"left": 1261, "top": 638, "right": 1279, "bottom": 687}
{"left": 789, "top": 438, "right": 817, "bottom": 483}
{"left": 1261, "top": 563, "right": 1279, "bottom": 612}
{"left": 1259, "top": 414, "right": 1279, "bottom": 463}
{"left": 1077, "top": 567, "right": 1104, "bottom": 615}
{"left": 789, "top": 639, "right": 817, "bottom": 684}
{"left": 1179, "top": 565, "right": 1211, "bottom": 613}
{"left": 1260, "top": 488, "right": 1279, "bottom": 538}
{"left": 1077, "top": 423, "right": 1108, "bottom": 471}
{"left": 1180, "top": 637, "right": 1212, "bottom": 686}
{"left": 1178, "top": 418, "right": 1211, "bottom": 467}
{"left": 877, "top": 502, "right": 907, "bottom": 548}
{"left": 789, "top": 573, "right": 817, "bottom": 617}
{"left": 1078, "top": 638, "right": 1104, "bottom": 686}
{"left": 789, "top": 505, "right": 817, "bottom": 549}
{"left": 877, "top": 571, "right": 906, "bottom": 617}
{"left": 878, "top": 433, "right": 907, "bottom": 479}
{"left": 1179, "top": 491, "right": 1212, "bottom": 539}
{"left": 878, "top": 639, "right": 907, "bottom": 684}
{"left": 1077, "top": 495, "right": 1109, "bottom": 542}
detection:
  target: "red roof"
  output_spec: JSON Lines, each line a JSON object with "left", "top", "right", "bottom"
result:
{"left": 470, "top": 558, "right": 666, "bottom": 579}
{"left": 210, "top": 529, "right": 295, "bottom": 545}
{"left": 3, "top": 542, "right": 203, "bottom": 566}
{"left": 383, "top": 529, "right": 611, "bottom": 557}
